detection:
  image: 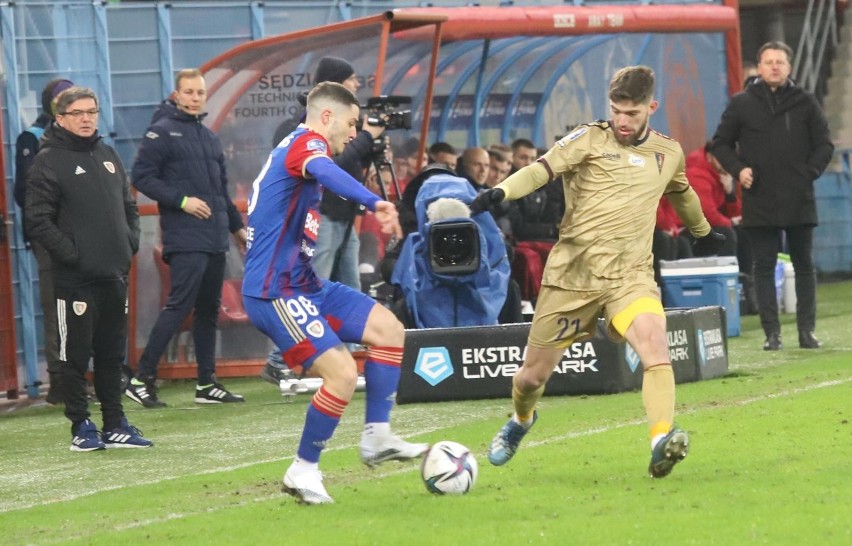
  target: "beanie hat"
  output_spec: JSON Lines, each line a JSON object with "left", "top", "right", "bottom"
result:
{"left": 42, "top": 78, "right": 74, "bottom": 117}
{"left": 314, "top": 57, "right": 355, "bottom": 85}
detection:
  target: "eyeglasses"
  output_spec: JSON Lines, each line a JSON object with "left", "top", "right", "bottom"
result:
{"left": 60, "top": 109, "right": 99, "bottom": 118}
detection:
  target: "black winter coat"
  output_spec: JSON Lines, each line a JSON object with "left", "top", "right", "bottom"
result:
{"left": 506, "top": 181, "right": 565, "bottom": 242}
{"left": 132, "top": 100, "right": 243, "bottom": 259}
{"left": 712, "top": 80, "right": 833, "bottom": 228}
{"left": 25, "top": 124, "right": 140, "bottom": 287}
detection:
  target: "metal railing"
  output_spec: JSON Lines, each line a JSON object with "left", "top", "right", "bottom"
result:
{"left": 794, "top": 0, "right": 839, "bottom": 94}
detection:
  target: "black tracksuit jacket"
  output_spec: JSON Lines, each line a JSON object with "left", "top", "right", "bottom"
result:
{"left": 24, "top": 123, "right": 140, "bottom": 288}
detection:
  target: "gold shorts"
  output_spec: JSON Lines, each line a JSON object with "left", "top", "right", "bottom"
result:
{"left": 528, "top": 279, "right": 663, "bottom": 349}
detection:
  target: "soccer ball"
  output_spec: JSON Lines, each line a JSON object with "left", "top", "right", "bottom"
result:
{"left": 420, "top": 440, "right": 478, "bottom": 495}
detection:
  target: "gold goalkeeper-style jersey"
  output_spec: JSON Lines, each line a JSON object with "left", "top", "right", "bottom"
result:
{"left": 497, "top": 121, "right": 709, "bottom": 292}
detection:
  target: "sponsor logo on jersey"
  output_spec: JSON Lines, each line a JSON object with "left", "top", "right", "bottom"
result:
{"left": 300, "top": 209, "right": 320, "bottom": 257}
{"left": 414, "top": 347, "right": 454, "bottom": 386}
{"left": 628, "top": 154, "right": 645, "bottom": 167}
{"left": 557, "top": 126, "right": 588, "bottom": 147}
{"left": 601, "top": 152, "right": 621, "bottom": 161}
{"left": 306, "top": 138, "right": 328, "bottom": 154}
{"left": 655, "top": 152, "right": 665, "bottom": 174}
{"left": 103, "top": 161, "right": 115, "bottom": 174}
{"left": 303, "top": 209, "right": 320, "bottom": 242}
{"left": 566, "top": 126, "right": 587, "bottom": 141}
{"left": 306, "top": 319, "right": 325, "bottom": 338}
{"left": 72, "top": 301, "right": 87, "bottom": 316}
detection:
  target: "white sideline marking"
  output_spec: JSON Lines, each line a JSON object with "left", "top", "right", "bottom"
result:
{"left": 528, "top": 377, "right": 852, "bottom": 448}
{"left": 12, "top": 377, "right": 851, "bottom": 533}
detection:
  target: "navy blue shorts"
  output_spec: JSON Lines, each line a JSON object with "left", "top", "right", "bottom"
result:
{"left": 243, "top": 281, "right": 374, "bottom": 370}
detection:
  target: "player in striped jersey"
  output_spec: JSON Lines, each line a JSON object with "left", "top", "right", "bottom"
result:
{"left": 242, "top": 82, "right": 427, "bottom": 504}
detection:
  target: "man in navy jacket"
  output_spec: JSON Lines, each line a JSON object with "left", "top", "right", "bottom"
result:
{"left": 125, "top": 69, "right": 247, "bottom": 407}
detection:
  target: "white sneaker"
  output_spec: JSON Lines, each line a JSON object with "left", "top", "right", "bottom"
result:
{"left": 282, "top": 465, "right": 334, "bottom": 505}
{"left": 360, "top": 434, "right": 429, "bottom": 467}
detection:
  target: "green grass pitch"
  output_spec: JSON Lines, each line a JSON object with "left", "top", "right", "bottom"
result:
{"left": 1, "top": 281, "right": 850, "bottom": 545}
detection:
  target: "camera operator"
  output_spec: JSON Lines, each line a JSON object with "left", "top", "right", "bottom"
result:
{"left": 380, "top": 165, "right": 523, "bottom": 327}
{"left": 384, "top": 172, "right": 510, "bottom": 329}
{"left": 263, "top": 57, "right": 384, "bottom": 385}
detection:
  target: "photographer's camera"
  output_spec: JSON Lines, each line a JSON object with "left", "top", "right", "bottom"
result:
{"left": 364, "top": 95, "right": 413, "bottom": 131}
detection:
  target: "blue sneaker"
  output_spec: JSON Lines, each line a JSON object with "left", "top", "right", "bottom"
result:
{"left": 648, "top": 428, "right": 689, "bottom": 478}
{"left": 488, "top": 411, "right": 537, "bottom": 466}
{"left": 70, "top": 419, "right": 105, "bottom": 452}
{"left": 102, "top": 417, "right": 154, "bottom": 449}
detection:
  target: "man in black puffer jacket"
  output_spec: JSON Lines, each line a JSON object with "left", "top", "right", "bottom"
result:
{"left": 26, "top": 86, "right": 152, "bottom": 451}
{"left": 125, "top": 69, "right": 247, "bottom": 408}
{"left": 712, "top": 41, "right": 833, "bottom": 351}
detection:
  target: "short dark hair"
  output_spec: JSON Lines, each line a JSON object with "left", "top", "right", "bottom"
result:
{"left": 175, "top": 68, "right": 203, "bottom": 90}
{"left": 307, "top": 81, "right": 359, "bottom": 109}
{"left": 511, "top": 138, "right": 535, "bottom": 151}
{"left": 488, "top": 148, "right": 509, "bottom": 163}
{"left": 56, "top": 86, "right": 98, "bottom": 114}
{"left": 429, "top": 141, "right": 457, "bottom": 157}
{"left": 609, "top": 65, "right": 655, "bottom": 105}
{"left": 757, "top": 41, "right": 793, "bottom": 64}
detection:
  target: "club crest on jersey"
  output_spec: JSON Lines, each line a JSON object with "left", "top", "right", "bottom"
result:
{"left": 306, "top": 139, "right": 327, "bottom": 154}
{"left": 655, "top": 152, "right": 665, "bottom": 174}
{"left": 306, "top": 319, "right": 325, "bottom": 338}
{"left": 72, "top": 301, "right": 87, "bottom": 316}
{"left": 628, "top": 154, "right": 645, "bottom": 167}
{"left": 103, "top": 161, "right": 115, "bottom": 174}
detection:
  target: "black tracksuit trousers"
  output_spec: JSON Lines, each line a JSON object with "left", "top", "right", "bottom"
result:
{"left": 55, "top": 279, "right": 128, "bottom": 432}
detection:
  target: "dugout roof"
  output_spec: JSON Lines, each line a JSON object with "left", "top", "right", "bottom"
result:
{"left": 200, "top": 4, "right": 740, "bottom": 187}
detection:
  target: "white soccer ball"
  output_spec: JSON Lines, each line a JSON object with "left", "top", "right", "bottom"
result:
{"left": 420, "top": 440, "right": 478, "bottom": 495}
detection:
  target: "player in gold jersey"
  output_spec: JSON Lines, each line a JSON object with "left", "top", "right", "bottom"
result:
{"left": 474, "top": 66, "right": 725, "bottom": 478}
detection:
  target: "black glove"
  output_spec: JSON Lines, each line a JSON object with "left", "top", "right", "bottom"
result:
{"left": 470, "top": 188, "right": 505, "bottom": 214}
{"left": 692, "top": 230, "right": 726, "bottom": 256}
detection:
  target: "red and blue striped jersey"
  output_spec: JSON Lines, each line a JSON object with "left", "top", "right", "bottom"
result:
{"left": 243, "top": 126, "right": 329, "bottom": 298}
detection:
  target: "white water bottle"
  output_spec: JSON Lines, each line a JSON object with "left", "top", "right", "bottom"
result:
{"left": 782, "top": 263, "right": 797, "bottom": 313}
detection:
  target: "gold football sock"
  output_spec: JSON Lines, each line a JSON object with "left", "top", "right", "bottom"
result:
{"left": 513, "top": 383, "right": 545, "bottom": 424}
{"left": 642, "top": 364, "right": 675, "bottom": 439}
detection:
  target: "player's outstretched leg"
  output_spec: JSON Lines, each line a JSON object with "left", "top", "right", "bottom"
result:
{"left": 648, "top": 427, "right": 689, "bottom": 478}
{"left": 488, "top": 411, "right": 537, "bottom": 466}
